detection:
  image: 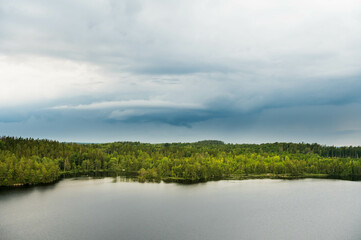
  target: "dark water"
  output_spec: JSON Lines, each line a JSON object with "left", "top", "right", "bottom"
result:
{"left": 1, "top": 178, "right": 361, "bottom": 240}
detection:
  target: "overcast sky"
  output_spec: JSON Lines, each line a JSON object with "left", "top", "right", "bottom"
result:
{"left": 1, "top": 0, "right": 361, "bottom": 145}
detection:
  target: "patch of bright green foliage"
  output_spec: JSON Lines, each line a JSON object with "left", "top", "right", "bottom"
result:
{"left": 1, "top": 137, "right": 361, "bottom": 186}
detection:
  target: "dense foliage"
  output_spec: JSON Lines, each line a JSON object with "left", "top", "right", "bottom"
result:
{"left": 1, "top": 137, "right": 361, "bottom": 186}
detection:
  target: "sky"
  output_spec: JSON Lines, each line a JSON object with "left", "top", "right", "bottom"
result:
{"left": 1, "top": 0, "right": 361, "bottom": 145}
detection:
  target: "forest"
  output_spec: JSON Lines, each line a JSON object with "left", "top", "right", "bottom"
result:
{"left": 1, "top": 137, "right": 361, "bottom": 186}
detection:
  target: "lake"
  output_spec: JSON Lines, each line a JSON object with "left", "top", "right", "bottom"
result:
{"left": 1, "top": 178, "right": 361, "bottom": 240}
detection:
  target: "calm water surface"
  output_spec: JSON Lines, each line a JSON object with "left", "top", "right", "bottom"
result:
{"left": 1, "top": 178, "right": 361, "bottom": 240}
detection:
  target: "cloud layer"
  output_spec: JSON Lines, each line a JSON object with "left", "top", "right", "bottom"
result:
{"left": 1, "top": 0, "right": 361, "bottom": 144}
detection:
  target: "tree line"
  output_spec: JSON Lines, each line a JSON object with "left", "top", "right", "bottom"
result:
{"left": 1, "top": 137, "right": 361, "bottom": 186}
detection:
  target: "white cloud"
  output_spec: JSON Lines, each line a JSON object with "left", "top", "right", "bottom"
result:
{"left": 52, "top": 99, "right": 203, "bottom": 110}
{"left": 0, "top": 55, "right": 115, "bottom": 107}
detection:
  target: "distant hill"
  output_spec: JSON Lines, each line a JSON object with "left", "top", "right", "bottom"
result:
{"left": 195, "top": 140, "right": 225, "bottom": 145}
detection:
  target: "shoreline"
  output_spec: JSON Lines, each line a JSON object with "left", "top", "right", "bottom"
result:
{"left": 2, "top": 172, "right": 361, "bottom": 189}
